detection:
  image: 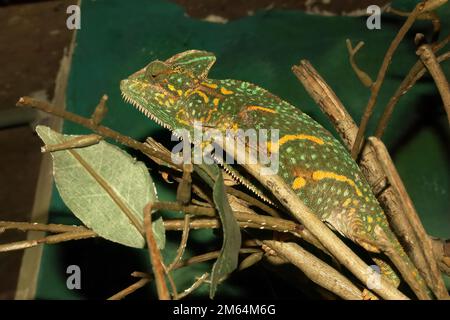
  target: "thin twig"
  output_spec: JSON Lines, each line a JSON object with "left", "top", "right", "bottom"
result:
{"left": 0, "top": 230, "right": 96, "bottom": 252}
{"left": 176, "top": 273, "right": 209, "bottom": 300}
{"left": 0, "top": 221, "right": 89, "bottom": 233}
{"left": 41, "top": 134, "right": 102, "bottom": 152}
{"left": 91, "top": 94, "right": 109, "bottom": 126}
{"left": 351, "top": 1, "right": 430, "bottom": 159}
{"left": 107, "top": 277, "right": 151, "bottom": 300}
{"left": 131, "top": 271, "right": 151, "bottom": 278}
{"left": 144, "top": 203, "right": 170, "bottom": 300}
{"left": 165, "top": 269, "right": 179, "bottom": 300}
{"left": 416, "top": 43, "right": 450, "bottom": 124}
{"left": 345, "top": 39, "right": 373, "bottom": 87}
{"left": 386, "top": 6, "right": 441, "bottom": 41}
{"left": 375, "top": 50, "right": 450, "bottom": 138}
{"left": 174, "top": 248, "right": 260, "bottom": 269}
{"left": 166, "top": 214, "right": 191, "bottom": 272}
{"left": 152, "top": 201, "right": 216, "bottom": 217}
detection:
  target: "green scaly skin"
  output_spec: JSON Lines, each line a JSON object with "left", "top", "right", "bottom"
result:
{"left": 121, "top": 50, "right": 430, "bottom": 299}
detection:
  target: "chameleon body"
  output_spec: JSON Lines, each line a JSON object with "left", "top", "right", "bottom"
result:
{"left": 121, "top": 50, "right": 429, "bottom": 298}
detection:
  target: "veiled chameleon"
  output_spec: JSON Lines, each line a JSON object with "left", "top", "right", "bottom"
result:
{"left": 120, "top": 50, "right": 430, "bottom": 299}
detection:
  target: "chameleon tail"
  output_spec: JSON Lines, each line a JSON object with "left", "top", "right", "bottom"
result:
{"left": 381, "top": 227, "right": 433, "bottom": 299}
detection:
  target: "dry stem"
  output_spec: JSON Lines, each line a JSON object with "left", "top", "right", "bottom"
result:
{"left": 144, "top": 203, "right": 170, "bottom": 300}
{"left": 416, "top": 43, "right": 450, "bottom": 124}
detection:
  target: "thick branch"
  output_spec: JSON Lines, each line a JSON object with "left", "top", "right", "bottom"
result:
{"left": 263, "top": 240, "right": 365, "bottom": 300}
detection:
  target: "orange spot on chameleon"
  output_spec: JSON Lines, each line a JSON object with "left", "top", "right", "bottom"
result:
{"left": 220, "top": 87, "right": 234, "bottom": 95}
{"left": 201, "top": 82, "right": 218, "bottom": 89}
{"left": 292, "top": 177, "right": 307, "bottom": 190}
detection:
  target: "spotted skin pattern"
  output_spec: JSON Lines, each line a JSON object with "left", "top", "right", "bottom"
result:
{"left": 121, "top": 50, "right": 429, "bottom": 297}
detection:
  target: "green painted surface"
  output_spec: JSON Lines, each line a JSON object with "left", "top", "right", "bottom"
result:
{"left": 35, "top": 0, "right": 449, "bottom": 299}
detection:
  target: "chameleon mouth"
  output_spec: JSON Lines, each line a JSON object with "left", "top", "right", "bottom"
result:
{"left": 121, "top": 91, "right": 173, "bottom": 131}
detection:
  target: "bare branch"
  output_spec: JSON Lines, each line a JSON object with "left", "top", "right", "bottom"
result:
{"left": 263, "top": 240, "right": 365, "bottom": 300}
{"left": 144, "top": 203, "right": 170, "bottom": 300}
{"left": 416, "top": 43, "right": 450, "bottom": 124}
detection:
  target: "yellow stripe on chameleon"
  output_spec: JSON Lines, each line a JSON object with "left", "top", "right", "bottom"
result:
{"left": 167, "top": 84, "right": 176, "bottom": 92}
{"left": 245, "top": 105, "right": 277, "bottom": 113}
{"left": 202, "top": 82, "right": 218, "bottom": 89}
{"left": 220, "top": 87, "right": 234, "bottom": 95}
{"left": 343, "top": 198, "right": 352, "bottom": 207}
{"left": 279, "top": 134, "right": 324, "bottom": 146}
{"left": 177, "top": 89, "right": 183, "bottom": 96}
{"left": 268, "top": 134, "right": 324, "bottom": 153}
{"left": 213, "top": 98, "right": 220, "bottom": 107}
{"left": 312, "top": 170, "right": 363, "bottom": 197}
{"left": 292, "top": 177, "right": 307, "bottom": 190}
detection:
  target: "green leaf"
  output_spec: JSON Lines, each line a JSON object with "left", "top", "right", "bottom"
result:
{"left": 208, "top": 166, "right": 242, "bottom": 298}
{"left": 36, "top": 125, "right": 165, "bottom": 249}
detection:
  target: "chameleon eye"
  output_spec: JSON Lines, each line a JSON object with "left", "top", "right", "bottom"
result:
{"left": 145, "top": 60, "right": 170, "bottom": 80}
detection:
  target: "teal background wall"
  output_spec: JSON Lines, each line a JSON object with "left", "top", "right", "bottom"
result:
{"left": 36, "top": 0, "right": 449, "bottom": 299}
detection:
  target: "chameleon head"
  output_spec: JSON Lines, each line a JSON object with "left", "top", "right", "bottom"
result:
{"left": 120, "top": 50, "right": 216, "bottom": 131}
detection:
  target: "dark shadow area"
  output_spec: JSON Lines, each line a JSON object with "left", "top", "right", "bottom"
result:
{"left": 388, "top": 93, "right": 449, "bottom": 162}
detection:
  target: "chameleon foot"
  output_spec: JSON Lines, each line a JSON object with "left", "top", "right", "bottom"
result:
{"left": 362, "top": 289, "right": 379, "bottom": 300}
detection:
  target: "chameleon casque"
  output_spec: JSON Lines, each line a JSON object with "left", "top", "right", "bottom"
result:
{"left": 121, "top": 50, "right": 430, "bottom": 298}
